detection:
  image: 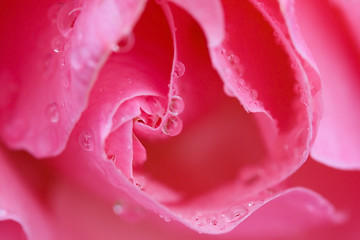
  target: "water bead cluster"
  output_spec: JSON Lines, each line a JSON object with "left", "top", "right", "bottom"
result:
{"left": 161, "top": 61, "right": 186, "bottom": 136}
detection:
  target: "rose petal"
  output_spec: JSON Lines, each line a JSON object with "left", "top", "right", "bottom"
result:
{"left": 50, "top": 177, "right": 343, "bottom": 239}
{"left": 0, "top": 0, "right": 146, "bottom": 158}
{"left": 0, "top": 146, "right": 53, "bottom": 240}
{"left": 330, "top": 0, "right": 360, "bottom": 51}
{"left": 50, "top": 0, "right": 180, "bottom": 228}
{"left": 289, "top": 158, "right": 360, "bottom": 238}
{"left": 168, "top": 0, "right": 225, "bottom": 47}
{"left": 287, "top": 0, "right": 360, "bottom": 169}
{"left": 208, "top": 0, "right": 315, "bottom": 180}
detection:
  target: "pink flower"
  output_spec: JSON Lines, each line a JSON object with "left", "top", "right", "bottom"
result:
{"left": 0, "top": 0, "right": 359, "bottom": 239}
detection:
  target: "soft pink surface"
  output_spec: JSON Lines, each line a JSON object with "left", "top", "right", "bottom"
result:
{"left": 0, "top": 146, "right": 354, "bottom": 240}
{"left": 44, "top": 0, "right": 324, "bottom": 234}
{"left": 0, "top": 0, "right": 146, "bottom": 158}
{"left": 0, "top": 0, "right": 359, "bottom": 239}
{"left": 0, "top": 147, "right": 53, "bottom": 240}
{"left": 287, "top": 0, "right": 360, "bottom": 169}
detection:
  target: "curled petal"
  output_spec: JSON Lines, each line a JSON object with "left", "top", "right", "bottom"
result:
{"left": 283, "top": 0, "right": 360, "bottom": 169}
{"left": 0, "top": 0, "right": 146, "bottom": 158}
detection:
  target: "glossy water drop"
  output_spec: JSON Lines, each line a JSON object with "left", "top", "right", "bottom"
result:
{"left": 209, "top": 217, "right": 218, "bottom": 226}
{"left": 159, "top": 214, "right": 172, "bottom": 222}
{"left": 250, "top": 89, "right": 258, "bottom": 98}
{"left": 174, "top": 61, "right": 185, "bottom": 77}
{"left": 225, "top": 206, "right": 249, "bottom": 223}
{"left": 45, "top": 102, "right": 60, "bottom": 123}
{"left": 227, "top": 54, "right": 237, "bottom": 66}
{"left": 79, "top": 129, "right": 95, "bottom": 151}
{"left": 162, "top": 116, "right": 183, "bottom": 136}
{"left": 51, "top": 35, "right": 65, "bottom": 53}
{"left": 236, "top": 78, "right": 245, "bottom": 88}
{"left": 113, "top": 202, "right": 124, "bottom": 215}
{"left": 168, "top": 95, "right": 185, "bottom": 115}
{"left": 115, "top": 33, "right": 135, "bottom": 53}
{"left": 227, "top": 54, "right": 244, "bottom": 77}
{"left": 57, "top": 1, "right": 81, "bottom": 37}
{"left": 223, "top": 84, "right": 235, "bottom": 97}
{"left": 191, "top": 215, "right": 206, "bottom": 227}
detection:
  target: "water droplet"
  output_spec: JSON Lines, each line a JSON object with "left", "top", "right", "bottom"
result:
{"left": 113, "top": 202, "right": 124, "bottom": 215}
{"left": 191, "top": 215, "right": 206, "bottom": 227}
{"left": 250, "top": 89, "right": 258, "bottom": 98}
{"left": 159, "top": 214, "right": 172, "bottom": 222}
{"left": 227, "top": 54, "right": 237, "bottom": 66}
{"left": 226, "top": 54, "right": 244, "bottom": 77}
{"left": 51, "top": 35, "right": 65, "bottom": 53}
{"left": 225, "top": 206, "right": 249, "bottom": 223}
{"left": 174, "top": 61, "right": 185, "bottom": 77}
{"left": 209, "top": 217, "right": 218, "bottom": 226}
{"left": 79, "top": 129, "right": 95, "bottom": 151}
{"left": 114, "top": 33, "right": 135, "bottom": 53}
{"left": 57, "top": 1, "right": 81, "bottom": 37}
{"left": 162, "top": 116, "right": 183, "bottom": 136}
{"left": 133, "top": 176, "right": 146, "bottom": 190}
{"left": 111, "top": 44, "right": 120, "bottom": 52}
{"left": 168, "top": 95, "right": 185, "bottom": 115}
{"left": 223, "top": 84, "right": 235, "bottom": 97}
{"left": 45, "top": 102, "right": 60, "bottom": 123}
{"left": 235, "top": 78, "right": 244, "bottom": 88}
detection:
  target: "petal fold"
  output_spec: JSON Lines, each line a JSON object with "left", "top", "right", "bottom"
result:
{"left": 285, "top": 0, "right": 360, "bottom": 169}
{"left": 0, "top": 0, "right": 146, "bottom": 158}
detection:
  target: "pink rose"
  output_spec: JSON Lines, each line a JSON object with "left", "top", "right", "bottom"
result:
{"left": 1, "top": 0, "right": 359, "bottom": 239}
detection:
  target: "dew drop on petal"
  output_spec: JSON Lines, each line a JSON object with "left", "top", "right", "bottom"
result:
{"left": 209, "top": 217, "right": 218, "bottom": 226}
{"left": 162, "top": 116, "right": 183, "bottom": 136}
{"left": 225, "top": 205, "right": 249, "bottom": 223}
{"left": 115, "top": 33, "right": 135, "bottom": 53}
{"left": 57, "top": 1, "right": 81, "bottom": 37}
{"left": 223, "top": 84, "right": 235, "bottom": 97}
{"left": 45, "top": 102, "right": 60, "bottom": 123}
{"left": 113, "top": 202, "right": 124, "bottom": 215}
{"left": 51, "top": 35, "right": 65, "bottom": 53}
{"left": 159, "top": 213, "right": 172, "bottom": 222}
{"left": 174, "top": 61, "right": 185, "bottom": 77}
{"left": 236, "top": 78, "right": 245, "bottom": 89}
{"left": 168, "top": 95, "right": 185, "bottom": 115}
{"left": 79, "top": 129, "right": 95, "bottom": 151}
{"left": 191, "top": 215, "right": 206, "bottom": 227}
{"left": 250, "top": 89, "right": 258, "bottom": 99}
